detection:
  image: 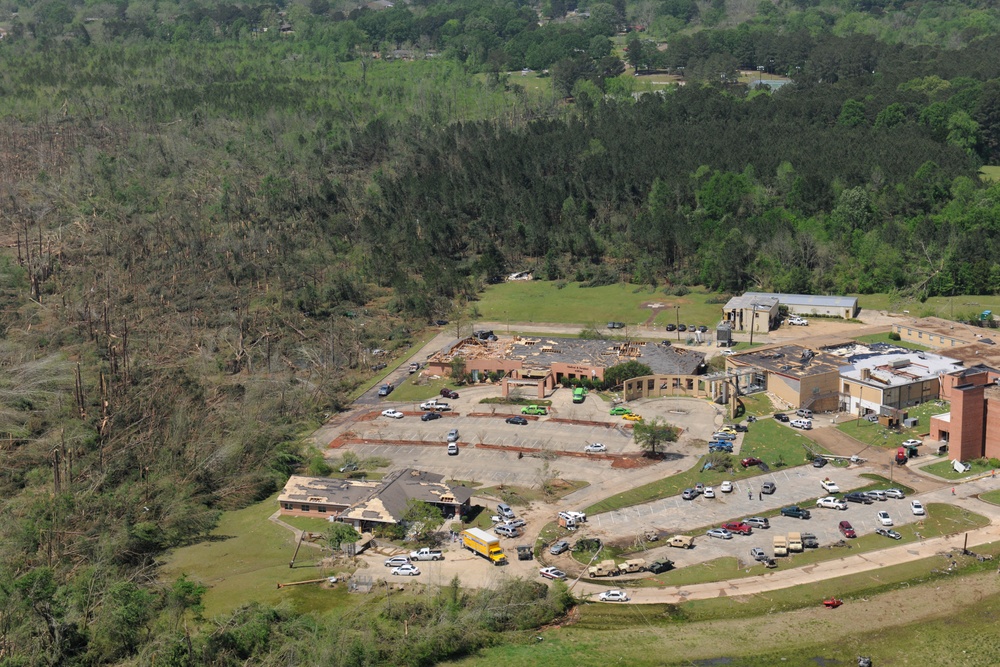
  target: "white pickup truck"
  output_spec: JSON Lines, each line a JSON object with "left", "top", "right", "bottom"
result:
{"left": 419, "top": 399, "right": 452, "bottom": 412}
{"left": 409, "top": 547, "right": 444, "bottom": 561}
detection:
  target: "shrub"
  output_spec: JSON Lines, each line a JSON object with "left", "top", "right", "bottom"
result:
{"left": 888, "top": 331, "right": 901, "bottom": 340}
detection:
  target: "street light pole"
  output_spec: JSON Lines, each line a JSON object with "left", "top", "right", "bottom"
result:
{"left": 675, "top": 306, "right": 680, "bottom": 341}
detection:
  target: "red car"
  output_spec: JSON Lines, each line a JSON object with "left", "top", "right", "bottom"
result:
{"left": 838, "top": 520, "right": 857, "bottom": 538}
{"left": 440, "top": 388, "right": 460, "bottom": 399}
{"left": 721, "top": 521, "right": 752, "bottom": 535}
{"left": 741, "top": 457, "right": 763, "bottom": 468}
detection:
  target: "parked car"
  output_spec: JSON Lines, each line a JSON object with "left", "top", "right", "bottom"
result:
{"left": 866, "top": 490, "right": 888, "bottom": 502}
{"left": 721, "top": 350, "right": 734, "bottom": 356}
{"left": 539, "top": 567, "right": 567, "bottom": 580}
{"left": 665, "top": 324, "right": 677, "bottom": 332}
{"left": 774, "top": 413, "right": 790, "bottom": 422}
{"left": 585, "top": 443, "right": 608, "bottom": 453}
{"left": 876, "top": 528, "right": 902, "bottom": 540}
{"left": 440, "top": 388, "right": 460, "bottom": 399}
{"left": 813, "top": 457, "right": 828, "bottom": 468}
{"left": 391, "top": 564, "right": 421, "bottom": 576}
{"left": 434, "top": 319, "right": 449, "bottom": 326}
{"left": 709, "top": 442, "right": 734, "bottom": 453}
{"left": 559, "top": 510, "right": 587, "bottom": 523}
{"left": 717, "top": 426, "right": 738, "bottom": 435}
{"left": 677, "top": 324, "right": 687, "bottom": 332}
{"left": 801, "top": 533, "right": 820, "bottom": 548}
{"left": 339, "top": 462, "right": 358, "bottom": 473}
{"left": 722, "top": 521, "right": 752, "bottom": 535}
{"left": 384, "top": 556, "right": 411, "bottom": 567}
{"left": 505, "top": 416, "right": 528, "bottom": 425}
{"left": 744, "top": 517, "right": 770, "bottom": 529}
{"left": 521, "top": 405, "right": 548, "bottom": 415}
{"left": 494, "top": 524, "right": 521, "bottom": 538}
{"left": 446, "top": 428, "right": 460, "bottom": 442}
{"left": 682, "top": 488, "right": 700, "bottom": 500}
{"left": 720, "top": 481, "right": 734, "bottom": 493}
{"left": 421, "top": 412, "right": 442, "bottom": 422}
{"left": 790, "top": 419, "right": 813, "bottom": 429}
{"left": 796, "top": 408, "right": 813, "bottom": 418}
{"left": 839, "top": 521, "right": 857, "bottom": 538}
{"left": 698, "top": 325, "right": 709, "bottom": 333}
{"left": 497, "top": 503, "right": 515, "bottom": 519}
{"left": 598, "top": 590, "right": 630, "bottom": 602}
{"left": 447, "top": 442, "right": 459, "bottom": 456}
{"left": 609, "top": 406, "right": 632, "bottom": 416}
{"left": 381, "top": 409, "right": 404, "bottom": 419}
{"left": 845, "top": 492, "right": 874, "bottom": 504}
{"left": 371, "top": 363, "right": 387, "bottom": 371}
{"left": 901, "top": 439, "right": 922, "bottom": 448}
{"left": 549, "top": 540, "right": 570, "bottom": 555}
{"left": 623, "top": 413, "right": 643, "bottom": 422}
{"left": 911, "top": 500, "right": 926, "bottom": 515}
{"left": 741, "top": 457, "right": 763, "bottom": 468}
{"left": 607, "top": 321, "right": 625, "bottom": 329}
{"left": 707, "top": 528, "right": 733, "bottom": 540}
{"left": 884, "top": 488, "right": 906, "bottom": 499}
{"left": 703, "top": 486, "right": 715, "bottom": 498}
{"left": 687, "top": 325, "right": 696, "bottom": 333}
{"left": 820, "top": 479, "right": 840, "bottom": 493}
{"left": 877, "top": 511, "right": 893, "bottom": 526}
{"left": 750, "top": 547, "right": 769, "bottom": 562}
{"left": 816, "top": 496, "right": 848, "bottom": 510}
{"left": 761, "top": 482, "right": 777, "bottom": 494}
{"left": 788, "top": 317, "right": 808, "bottom": 326}
{"left": 377, "top": 383, "right": 394, "bottom": 397}
{"left": 712, "top": 432, "right": 737, "bottom": 441}
{"left": 781, "top": 506, "right": 811, "bottom": 520}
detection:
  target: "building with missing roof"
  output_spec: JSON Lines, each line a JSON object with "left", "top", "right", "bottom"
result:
{"left": 278, "top": 469, "right": 474, "bottom": 530}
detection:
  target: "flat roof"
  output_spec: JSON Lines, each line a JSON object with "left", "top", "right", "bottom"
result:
{"left": 840, "top": 351, "right": 964, "bottom": 388}
{"left": 729, "top": 344, "right": 842, "bottom": 378}
{"left": 744, "top": 292, "right": 858, "bottom": 309}
{"left": 724, "top": 294, "right": 779, "bottom": 311}
{"left": 279, "top": 475, "right": 379, "bottom": 507}
{"left": 894, "top": 317, "right": 978, "bottom": 343}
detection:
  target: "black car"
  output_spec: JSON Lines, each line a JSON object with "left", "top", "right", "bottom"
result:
{"left": 665, "top": 323, "right": 677, "bottom": 332}
{"left": 505, "top": 416, "right": 528, "bottom": 425}
{"left": 774, "top": 413, "right": 790, "bottom": 422}
{"left": 435, "top": 319, "right": 449, "bottom": 326}
{"left": 730, "top": 424, "right": 749, "bottom": 432}
{"left": 813, "top": 457, "right": 828, "bottom": 468}
{"left": 371, "top": 363, "right": 387, "bottom": 371}
{"left": 698, "top": 325, "right": 708, "bottom": 333}
{"left": 607, "top": 321, "right": 625, "bottom": 329}
{"left": 421, "top": 412, "right": 443, "bottom": 422}
{"left": 780, "top": 506, "right": 811, "bottom": 519}
{"left": 844, "top": 492, "right": 873, "bottom": 504}
{"left": 647, "top": 559, "right": 674, "bottom": 574}
{"left": 677, "top": 324, "right": 687, "bottom": 332}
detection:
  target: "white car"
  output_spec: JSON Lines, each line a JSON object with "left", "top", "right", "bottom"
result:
{"left": 820, "top": 479, "right": 840, "bottom": 493}
{"left": 704, "top": 486, "right": 715, "bottom": 498}
{"left": 901, "top": 439, "right": 922, "bottom": 448}
{"left": 877, "top": 511, "right": 893, "bottom": 526}
{"left": 788, "top": 317, "right": 808, "bottom": 326}
{"left": 585, "top": 443, "right": 608, "bottom": 453}
{"left": 816, "top": 496, "right": 847, "bottom": 510}
{"left": 384, "top": 556, "right": 411, "bottom": 568}
{"left": 721, "top": 350, "right": 735, "bottom": 357}
{"left": 911, "top": 500, "right": 925, "bottom": 515}
{"left": 598, "top": 590, "right": 630, "bottom": 602}
{"left": 720, "top": 480, "right": 733, "bottom": 493}
{"left": 539, "top": 567, "right": 567, "bottom": 580}
{"left": 381, "top": 409, "right": 404, "bottom": 419}
{"left": 706, "top": 528, "right": 733, "bottom": 540}
{"left": 559, "top": 511, "right": 587, "bottom": 523}
{"left": 391, "top": 564, "right": 421, "bottom": 576}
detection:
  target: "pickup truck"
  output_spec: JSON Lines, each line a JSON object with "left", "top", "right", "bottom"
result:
{"left": 419, "top": 399, "right": 451, "bottom": 412}
{"left": 780, "top": 506, "right": 811, "bottom": 520}
{"left": 816, "top": 496, "right": 847, "bottom": 510}
{"left": 721, "top": 521, "right": 753, "bottom": 535}
{"left": 409, "top": 548, "right": 444, "bottom": 561}
{"left": 521, "top": 405, "right": 548, "bottom": 416}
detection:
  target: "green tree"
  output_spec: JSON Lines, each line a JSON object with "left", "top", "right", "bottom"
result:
{"left": 626, "top": 36, "right": 644, "bottom": 72}
{"left": 603, "top": 361, "right": 652, "bottom": 388}
{"left": 837, "top": 99, "right": 867, "bottom": 127}
{"left": 632, "top": 418, "right": 680, "bottom": 457}
{"left": 402, "top": 500, "right": 445, "bottom": 540}
{"left": 325, "top": 522, "right": 361, "bottom": 551}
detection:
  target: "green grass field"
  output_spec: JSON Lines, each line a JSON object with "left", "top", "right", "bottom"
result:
{"left": 922, "top": 457, "right": 995, "bottom": 480}
{"left": 980, "top": 165, "right": 1000, "bottom": 182}
{"left": 161, "top": 494, "right": 348, "bottom": 617}
{"left": 835, "top": 400, "right": 950, "bottom": 449}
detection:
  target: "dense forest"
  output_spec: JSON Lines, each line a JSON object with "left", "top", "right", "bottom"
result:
{"left": 1, "top": 0, "right": 1000, "bottom": 664}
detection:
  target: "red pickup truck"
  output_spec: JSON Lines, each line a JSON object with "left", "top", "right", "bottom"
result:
{"left": 721, "top": 521, "right": 753, "bottom": 535}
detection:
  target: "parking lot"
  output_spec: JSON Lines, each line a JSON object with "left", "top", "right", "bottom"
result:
{"left": 580, "top": 465, "right": 924, "bottom": 566}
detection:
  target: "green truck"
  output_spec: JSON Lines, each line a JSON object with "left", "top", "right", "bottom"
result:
{"left": 521, "top": 405, "right": 548, "bottom": 415}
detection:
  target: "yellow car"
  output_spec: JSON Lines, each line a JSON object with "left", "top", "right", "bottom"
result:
{"left": 717, "top": 426, "right": 738, "bottom": 435}
{"left": 623, "top": 413, "right": 643, "bottom": 422}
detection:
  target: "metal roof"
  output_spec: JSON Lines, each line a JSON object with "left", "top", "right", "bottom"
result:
{"left": 743, "top": 292, "right": 858, "bottom": 309}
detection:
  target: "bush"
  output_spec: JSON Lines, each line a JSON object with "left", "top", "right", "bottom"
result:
{"left": 888, "top": 331, "right": 901, "bottom": 340}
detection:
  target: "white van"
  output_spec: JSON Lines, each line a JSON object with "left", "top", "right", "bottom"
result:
{"left": 790, "top": 419, "right": 813, "bottom": 430}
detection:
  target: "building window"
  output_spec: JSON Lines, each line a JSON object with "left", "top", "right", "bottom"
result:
{"left": 907, "top": 329, "right": 912, "bottom": 335}
{"left": 647, "top": 379, "right": 654, "bottom": 391}
{"left": 917, "top": 332, "right": 922, "bottom": 338}
{"left": 284, "top": 504, "right": 292, "bottom": 510}
{"left": 318, "top": 506, "right": 326, "bottom": 513}
{"left": 301, "top": 505, "right": 310, "bottom": 512}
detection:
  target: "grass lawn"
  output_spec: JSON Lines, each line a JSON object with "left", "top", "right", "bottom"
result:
{"left": 921, "top": 457, "right": 995, "bottom": 480}
{"left": 583, "top": 421, "right": 821, "bottom": 515}
{"left": 980, "top": 489, "right": 1000, "bottom": 504}
{"left": 480, "top": 480, "right": 589, "bottom": 508}
{"left": 348, "top": 328, "right": 442, "bottom": 402}
{"left": 853, "top": 291, "right": 1000, "bottom": 321}
{"left": 477, "top": 282, "right": 728, "bottom": 328}
{"left": 980, "top": 165, "right": 1000, "bottom": 182}
{"left": 737, "top": 392, "right": 777, "bottom": 418}
{"left": 853, "top": 332, "right": 930, "bottom": 350}
{"left": 282, "top": 516, "right": 335, "bottom": 533}
{"left": 388, "top": 374, "right": 463, "bottom": 403}
{"left": 160, "top": 494, "right": 350, "bottom": 617}
{"left": 835, "top": 400, "right": 950, "bottom": 449}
